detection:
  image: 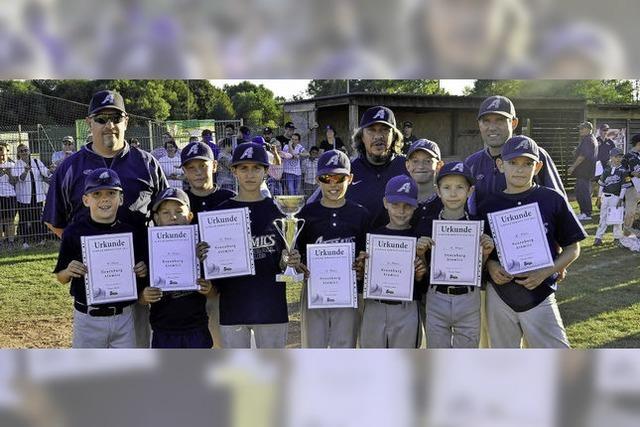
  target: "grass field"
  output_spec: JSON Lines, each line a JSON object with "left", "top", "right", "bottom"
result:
{"left": 1, "top": 201, "right": 639, "bottom": 348}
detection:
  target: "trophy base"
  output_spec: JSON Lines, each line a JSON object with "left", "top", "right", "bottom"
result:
{"left": 276, "top": 273, "right": 305, "bottom": 283}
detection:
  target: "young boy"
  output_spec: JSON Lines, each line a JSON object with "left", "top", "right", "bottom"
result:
{"left": 53, "top": 168, "right": 148, "bottom": 348}
{"left": 301, "top": 146, "right": 320, "bottom": 197}
{"left": 594, "top": 148, "right": 631, "bottom": 246}
{"left": 139, "top": 187, "right": 214, "bottom": 348}
{"left": 181, "top": 141, "right": 236, "bottom": 347}
{"left": 297, "top": 150, "right": 370, "bottom": 348}
{"left": 415, "top": 162, "right": 494, "bottom": 348}
{"left": 358, "top": 174, "right": 427, "bottom": 348}
{"left": 207, "top": 142, "right": 300, "bottom": 348}
{"left": 478, "top": 136, "right": 587, "bottom": 348}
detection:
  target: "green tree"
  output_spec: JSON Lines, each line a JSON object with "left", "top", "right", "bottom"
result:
{"left": 465, "top": 80, "right": 635, "bottom": 104}
{"left": 307, "top": 80, "right": 447, "bottom": 97}
{"left": 224, "top": 81, "right": 280, "bottom": 127}
{"left": 190, "top": 80, "right": 235, "bottom": 119}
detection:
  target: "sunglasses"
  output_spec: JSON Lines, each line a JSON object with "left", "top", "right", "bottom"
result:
{"left": 318, "top": 174, "right": 349, "bottom": 184}
{"left": 92, "top": 114, "right": 125, "bottom": 125}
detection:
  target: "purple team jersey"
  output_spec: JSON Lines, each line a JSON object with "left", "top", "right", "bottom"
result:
{"left": 43, "top": 143, "right": 168, "bottom": 230}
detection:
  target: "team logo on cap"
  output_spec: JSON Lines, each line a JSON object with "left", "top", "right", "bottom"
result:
{"left": 326, "top": 154, "right": 340, "bottom": 166}
{"left": 514, "top": 139, "right": 531, "bottom": 151}
{"left": 372, "top": 109, "right": 387, "bottom": 120}
{"left": 163, "top": 188, "right": 177, "bottom": 197}
{"left": 186, "top": 144, "right": 200, "bottom": 156}
{"left": 101, "top": 93, "right": 115, "bottom": 105}
{"left": 397, "top": 183, "right": 411, "bottom": 194}
{"left": 487, "top": 98, "right": 501, "bottom": 110}
{"left": 99, "top": 171, "right": 110, "bottom": 180}
{"left": 451, "top": 162, "right": 465, "bottom": 173}
{"left": 240, "top": 147, "right": 254, "bottom": 159}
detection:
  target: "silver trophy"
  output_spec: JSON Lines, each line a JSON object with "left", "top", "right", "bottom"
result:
{"left": 273, "top": 195, "right": 306, "bottom": 283}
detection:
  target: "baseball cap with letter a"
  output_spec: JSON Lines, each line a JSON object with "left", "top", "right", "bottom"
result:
{"left": 477, "top": 96, "right": 516, "bottom": 120}
{"left": 384, "top": 174, "right": 418, "bottom": 207}
{"left": 317, "top": 150, "right": 351, "bottom": 176}
{"left": 180, "top": 142, "right": 214, "bottom": 167}
{"left": 231, "top": 142, "right": 270, "bottom": 167}
{"left": 360, "top": 106, "right": 397, "bottom": 128}
{"left": 501, "top": 135, "right": 540, "bottom": 161}
{"left": 83, "top": 168, "right": 123, "bottom": 194}
{"left": 88, "top": 90, "right": 126, "bottom": 116}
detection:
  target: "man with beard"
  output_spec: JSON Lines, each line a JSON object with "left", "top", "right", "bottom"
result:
{"left": 43, "top": 89, "right": 168, "bottom": 348}
{"left": 346, "top": 106, "right": 408, "bottom": 228}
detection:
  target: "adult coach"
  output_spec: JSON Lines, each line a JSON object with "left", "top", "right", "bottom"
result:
{"left": 43, "top": 89, "right": 168, "bottom": 348}
{"left": 568, "top": 121, "right": 598, "bottom": 220}
{"left": 465, "top": 95, "right": 566, "bottom": 215}
{"left": 346, "top": 106, "right": 408, "bottom": 228}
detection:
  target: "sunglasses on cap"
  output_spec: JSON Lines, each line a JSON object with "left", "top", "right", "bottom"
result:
{"left": 318, "top": 174, "right": 349, "bottom": 184}
{"left": 91, "top": 113, "right": 126, "bottom": 125}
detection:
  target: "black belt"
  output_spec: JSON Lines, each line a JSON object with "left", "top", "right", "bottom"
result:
{"left": 603, "top": 193, "right": 616, "bottom": 197}
{"left": 433, "top": 285, "right": 474, "bottom": 295}
{"left": 74, "top": 301, "right": 126, "bottom": 317}
{"left": 373, "top": 299, "right": 403, "bottom": 305}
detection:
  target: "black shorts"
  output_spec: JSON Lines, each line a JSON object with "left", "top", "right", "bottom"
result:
{"left": 0, "top": 196, "right": 17, "bottom": 221}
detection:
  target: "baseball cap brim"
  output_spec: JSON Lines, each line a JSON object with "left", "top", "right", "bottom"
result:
{"left": 385, "top": 195, "right": 418, "bottom": 207}
{"left": 152, "top": 196, "right": 189, "bottom": 212}
{"left": 477, "top": 110, "right": 513, "bottom": 120}
{"left": 436, "top": 171, "right": 475, "bottom": 186}
{"left": 89, "top": 105, "right": 126, "bottom": 116}
{"left": 230, "top": 159, "right": 270, "bottom": 167}
{"left": 501, "top": 152, "right": 539, "bottom": 161}
{"left": 362, "top": 119, "right": 394, "bottom": 128}
{"left": 84, "top": 184, "right": 122, "bottom": 195}
{"left": 181, "top": 155, "right": 213, "bottom": 167}
{"left": 408, "top": 146, "right": 439, "bottom": 160}
{"left": 317, "top": 167, "right": 350, "bottom": 176}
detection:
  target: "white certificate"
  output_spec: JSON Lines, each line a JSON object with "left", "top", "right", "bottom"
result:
{"left": 198, "top": 208, "right": 255, "bottom": 279}
{"left": 430, "top": 220, "right": 484, "bottom": 287}
{"left": 487, "top": 203, "right": 554, "bottom": 275}
{"left": 81, "top": 233, "right": 138, "bottom": 305}
{"left": 148, "top": 225, "right": 200, "bottom": 291}
{"left": 606, "top": 205, "right": 624, "bottom": 225}
{"left": 364, "top": 234, "right": 416, "bottom": 302}
{"left": 306, "top": 243, "right": 357, "bottom": 309}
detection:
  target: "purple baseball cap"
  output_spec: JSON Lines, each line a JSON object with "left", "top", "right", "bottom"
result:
{"left": 360, "top": 106, "right": 396, "bottom": 129}
{"left": 83, "top": 168, "right": 122, "bottom": 194}
{"left": 89, "top": 90, "right": 126, "bottom": 116}
{"left": 152, "top": 187, "right": 191, "bottom": 212}
{"left": 407, "top": 139, "right": 441, "bottom": 160}
{"left": 384, "top": 175, "right": 418, "bottom": 207}
{"left": 180, "top": 142, "right": 214, "bottom": 166}
{"left": 501, "top": 136, "right": 540, "bottom": 161}
{"left": 477, "top": 96, "right": 516, "bottom": 120}
{"left": 317, "top": 150, "right": 351, "bottom": 175}
{"left": 436, "top": 161, "right": 475, "bottom": 186}
{"left": 231, "top": 142, "right": 270, "bottom": 167}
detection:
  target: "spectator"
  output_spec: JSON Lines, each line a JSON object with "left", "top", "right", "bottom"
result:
{"left": 157, "top": 138, "right": 184, "bottom": 190}
{"left": 302, "top": 146, "right": 320, "bottom": 197}
{"left": 262, "top": 126, "right": 275, "bottom": 144}
{"left": 218, "top": 123, "right": 238, "bottom": 152}
{"left": 276, "top": 121, "right": 296, "bottom": 146}
{"left": 0, "top": 143, "right": 17, "bottom": 249}
{"left": 13, "top": 143, "right": 51, "bottom": 248}
{"left": 151, "top": 132, "right": 173, "bottom": 159}
{"left": 317, "top": 125, "right": 346, "bottom": 154}
{"left": 50, "top": 136, "right": 76, "bottom": 170}
{"left": 215, "top": 137, "right": 236, "bottom": 192}
{"left": 596, "top": 123, "right": 616, "bottom": 175}
{"left": 401, "top": 120, "right": 418, "bottom": 154}
{"left": 266, "top": 139, "right": 287, "bottom": 196}
{"left": 201, "top": 128, "right": 220, "bottom": 160}
{"left": 568, "top": 121, "right": 598, "bottom": 221}
{"left": 282, "top": 132, "right": 308, "bottom": 195}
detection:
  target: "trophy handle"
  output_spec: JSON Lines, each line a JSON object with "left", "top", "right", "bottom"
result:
{"left": 273, "top": 218, "right": 289, "bottom": 251}
{"left": 291, "top": 218, "right": 305, "bottom": 250}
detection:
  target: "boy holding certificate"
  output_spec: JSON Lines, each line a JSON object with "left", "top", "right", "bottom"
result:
{"left": 181, "top": 141, "right": 236, "bottom": 348}
{"left": 594, "top": 148, "right": 631, "bottom": 246}
{"left": 477, "top": 136, "right": 587, "bottom": 348}
{"left": 208, "top": 142, "right": 301, "bottom": 348}
{"left": 416, "top": 162, "right": 495, "bottom": 348}
{"left": 358, "top": 175, "right": 427, "bottom": 348}
{"left": 139, "top": 188, "right": 214, "bottom": 348}
{"left": 53, "top": 168, "right": 148, "bottom": 348}
{"left": 298, "top": 150, "right": 370, "bottom": 348}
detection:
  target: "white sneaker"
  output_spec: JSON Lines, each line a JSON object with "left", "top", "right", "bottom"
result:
{"left": 22, "top": 242, "right": 30, "bottom": 250}
{"left": 576, "top": 213, "right": 586, "bottom": 220}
